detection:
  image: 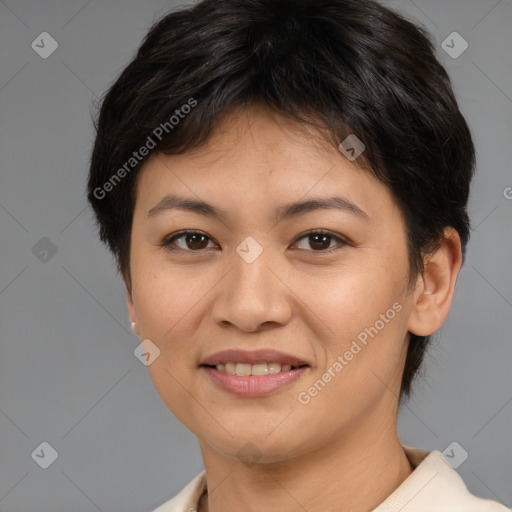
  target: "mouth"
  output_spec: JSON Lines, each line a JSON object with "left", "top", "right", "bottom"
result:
{"left": 201, "top": 362, "right": 309, "bottom": 375}
{"left": 199, "top": 349, "right": 311, "bottom": 397}
{"left": 200, "top": 359, "right": 310, "bottom": 398}
{"left": 200, "top": 348, "right": 310, "bottom": 369}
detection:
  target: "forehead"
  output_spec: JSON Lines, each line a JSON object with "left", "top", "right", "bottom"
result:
{"left": 134, "top": 105, "right": 401, "bottom": 224}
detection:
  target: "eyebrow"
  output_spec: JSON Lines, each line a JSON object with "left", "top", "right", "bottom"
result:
{"left": 147, "top": 194, "right": 369, "bottom": 222}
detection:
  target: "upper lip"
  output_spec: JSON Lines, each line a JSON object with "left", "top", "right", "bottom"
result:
{"left": 200, "top": 349, "right": 309, "bottom": 367}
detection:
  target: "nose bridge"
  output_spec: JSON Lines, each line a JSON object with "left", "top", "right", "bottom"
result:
{"left": 234, "top": 240, "right": 275, "bottom": 298}
{"left": 211, "top": 238, "right": 292, "bottom": 330}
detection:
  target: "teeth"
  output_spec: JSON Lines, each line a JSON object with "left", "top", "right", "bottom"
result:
{"left": 251, "top": 363, "right": 269, "bottom": 375}
{"left": 215, "top": 362, "right": 295, "bottom": 375}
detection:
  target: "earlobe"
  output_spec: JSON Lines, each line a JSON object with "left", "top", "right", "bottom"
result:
{"left": 407, "top": 227, "right": 463, "bottom": 337}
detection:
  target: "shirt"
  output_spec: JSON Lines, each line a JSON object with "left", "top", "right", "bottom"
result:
{"left": 152, "top": 444, "right": 510, "bottom": 512}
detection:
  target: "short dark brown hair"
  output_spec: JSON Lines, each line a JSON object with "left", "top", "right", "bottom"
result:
{"left": 87, "top": 0, "right": 475, "bottom": 401}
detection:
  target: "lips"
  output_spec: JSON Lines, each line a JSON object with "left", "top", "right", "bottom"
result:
{"left": 202, "top": 364, "right": 309, "bottom": 396}
{"left": 200, "top": 348, "right": 309, "bottom": 368}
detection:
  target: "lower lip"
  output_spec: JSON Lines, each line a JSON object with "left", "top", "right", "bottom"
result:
{"left": 201, "top": 366, "right": 309, "bottom": 397}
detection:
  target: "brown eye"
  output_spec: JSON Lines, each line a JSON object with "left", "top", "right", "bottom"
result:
{"left": 161, "top": 231, "right": 216, "bottom": 252}
{"left": 294, "top": 230, "right": 346, "bottom": 252}
{"left": 161, "top": 229, "right": 347, "bottom": 254}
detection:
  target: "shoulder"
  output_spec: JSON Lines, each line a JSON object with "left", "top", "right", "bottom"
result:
{"left": 152, "top": 471, "right": 206, "bottom": 512}
{"left": 373, "top": 445, "right": 510, "bottom": 511}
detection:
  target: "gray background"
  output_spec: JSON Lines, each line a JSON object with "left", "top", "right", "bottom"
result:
{"left": 0, "top": 0, "right": 511, "bottom": 511}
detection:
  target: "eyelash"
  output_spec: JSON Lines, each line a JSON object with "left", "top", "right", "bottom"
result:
{"left": 159, "top": 229, "right": 348, "bottom": 255}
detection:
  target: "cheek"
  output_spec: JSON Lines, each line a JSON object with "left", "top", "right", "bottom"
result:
{"left": 132, "top": 274, "right": 200, "bottom": 423}
{"left": 302, "top": 260, "right": 409, "bottom": 394}
{"left": 297, "top": 304, "right": 407, "bottom": 430}
{"left": 131, "top": 266, "right": 191, "bottom": 363}
{"left": 304, "top": 259, "right": 406, "bottom": 342}
{"left": 133, "top": 249, "right": 196, "bottom": 330}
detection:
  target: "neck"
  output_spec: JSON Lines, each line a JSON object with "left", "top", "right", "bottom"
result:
{"left": 198, "top": 417, "right": 414, "bottom": 512}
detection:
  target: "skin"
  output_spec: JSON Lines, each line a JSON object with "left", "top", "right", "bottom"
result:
{"left": 126, "top": 105, "right": 462, "bottom": 512}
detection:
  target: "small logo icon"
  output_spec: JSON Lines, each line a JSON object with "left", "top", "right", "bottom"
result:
{"left": 236, "top": 442, "right": 263, "bottom": 467}
{"left": 441, "top": 32, "right": 468, "bottom": 59}
{"left": 31, "top": 32, "right": 59, "bottom": 59}
{"left": 338, "top": 134, "right": 365, "bottom": 161}
{"left": 134, "top": 339, "right": 161, "bottom": 366}
{"left": 442, "top": 441, "right": 468, "bottom": 469}
{"left": 236, "top": 236, "right": 263, "bottom": 264}
{"left": 503, "top": 186, "right": 512, "bottom": 200}
{"left": 32, "top": 237, "right": 58, "bottom": 262}
{"left": 31, "top": 441, "right": 58, "bottom": 469}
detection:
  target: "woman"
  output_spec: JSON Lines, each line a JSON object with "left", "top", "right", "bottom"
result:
{"left": 87, "top": 0, "right": 509, "bottom": 510}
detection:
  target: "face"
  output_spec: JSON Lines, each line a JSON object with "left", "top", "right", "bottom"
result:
{"left": 127, "top": 105, "right": 418, "bottom": 463}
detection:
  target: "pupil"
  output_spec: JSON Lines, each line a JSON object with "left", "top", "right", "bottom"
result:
{"left": 183, "top": 233, "right": 331, "bottom": 251}
{"left": 310, "top": 234, "right": 330, "bottom": 250}
{"left": 188, "top": 234, "right": 207, "bottom": 249}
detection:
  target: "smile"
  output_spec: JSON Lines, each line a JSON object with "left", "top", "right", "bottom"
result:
{"left": 210, "top": 362, "right": 306, "bottom": 375}
{"left": 201, "top": 364, "right": 310, "bottom": 397}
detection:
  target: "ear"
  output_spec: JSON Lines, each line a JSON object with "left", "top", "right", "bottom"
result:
{"left": 407, "top": 227, "right": 463, "bottom": 336}
{"left": 126, "top": 288, "right": 140, "bottom": 336}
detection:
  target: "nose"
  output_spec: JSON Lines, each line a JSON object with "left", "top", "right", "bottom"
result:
{"left": 210, "top": 246, "right": 293, "bottom": 332}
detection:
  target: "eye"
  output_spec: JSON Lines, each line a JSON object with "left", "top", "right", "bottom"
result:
{"left": 292, "top": 230, "right": 347, "bottom": 253}
{"left": 160, "top": 229, "right": 348, "bottom": 254}
{"left": 160, "top": 230, "right": 217, "bottom": 252}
